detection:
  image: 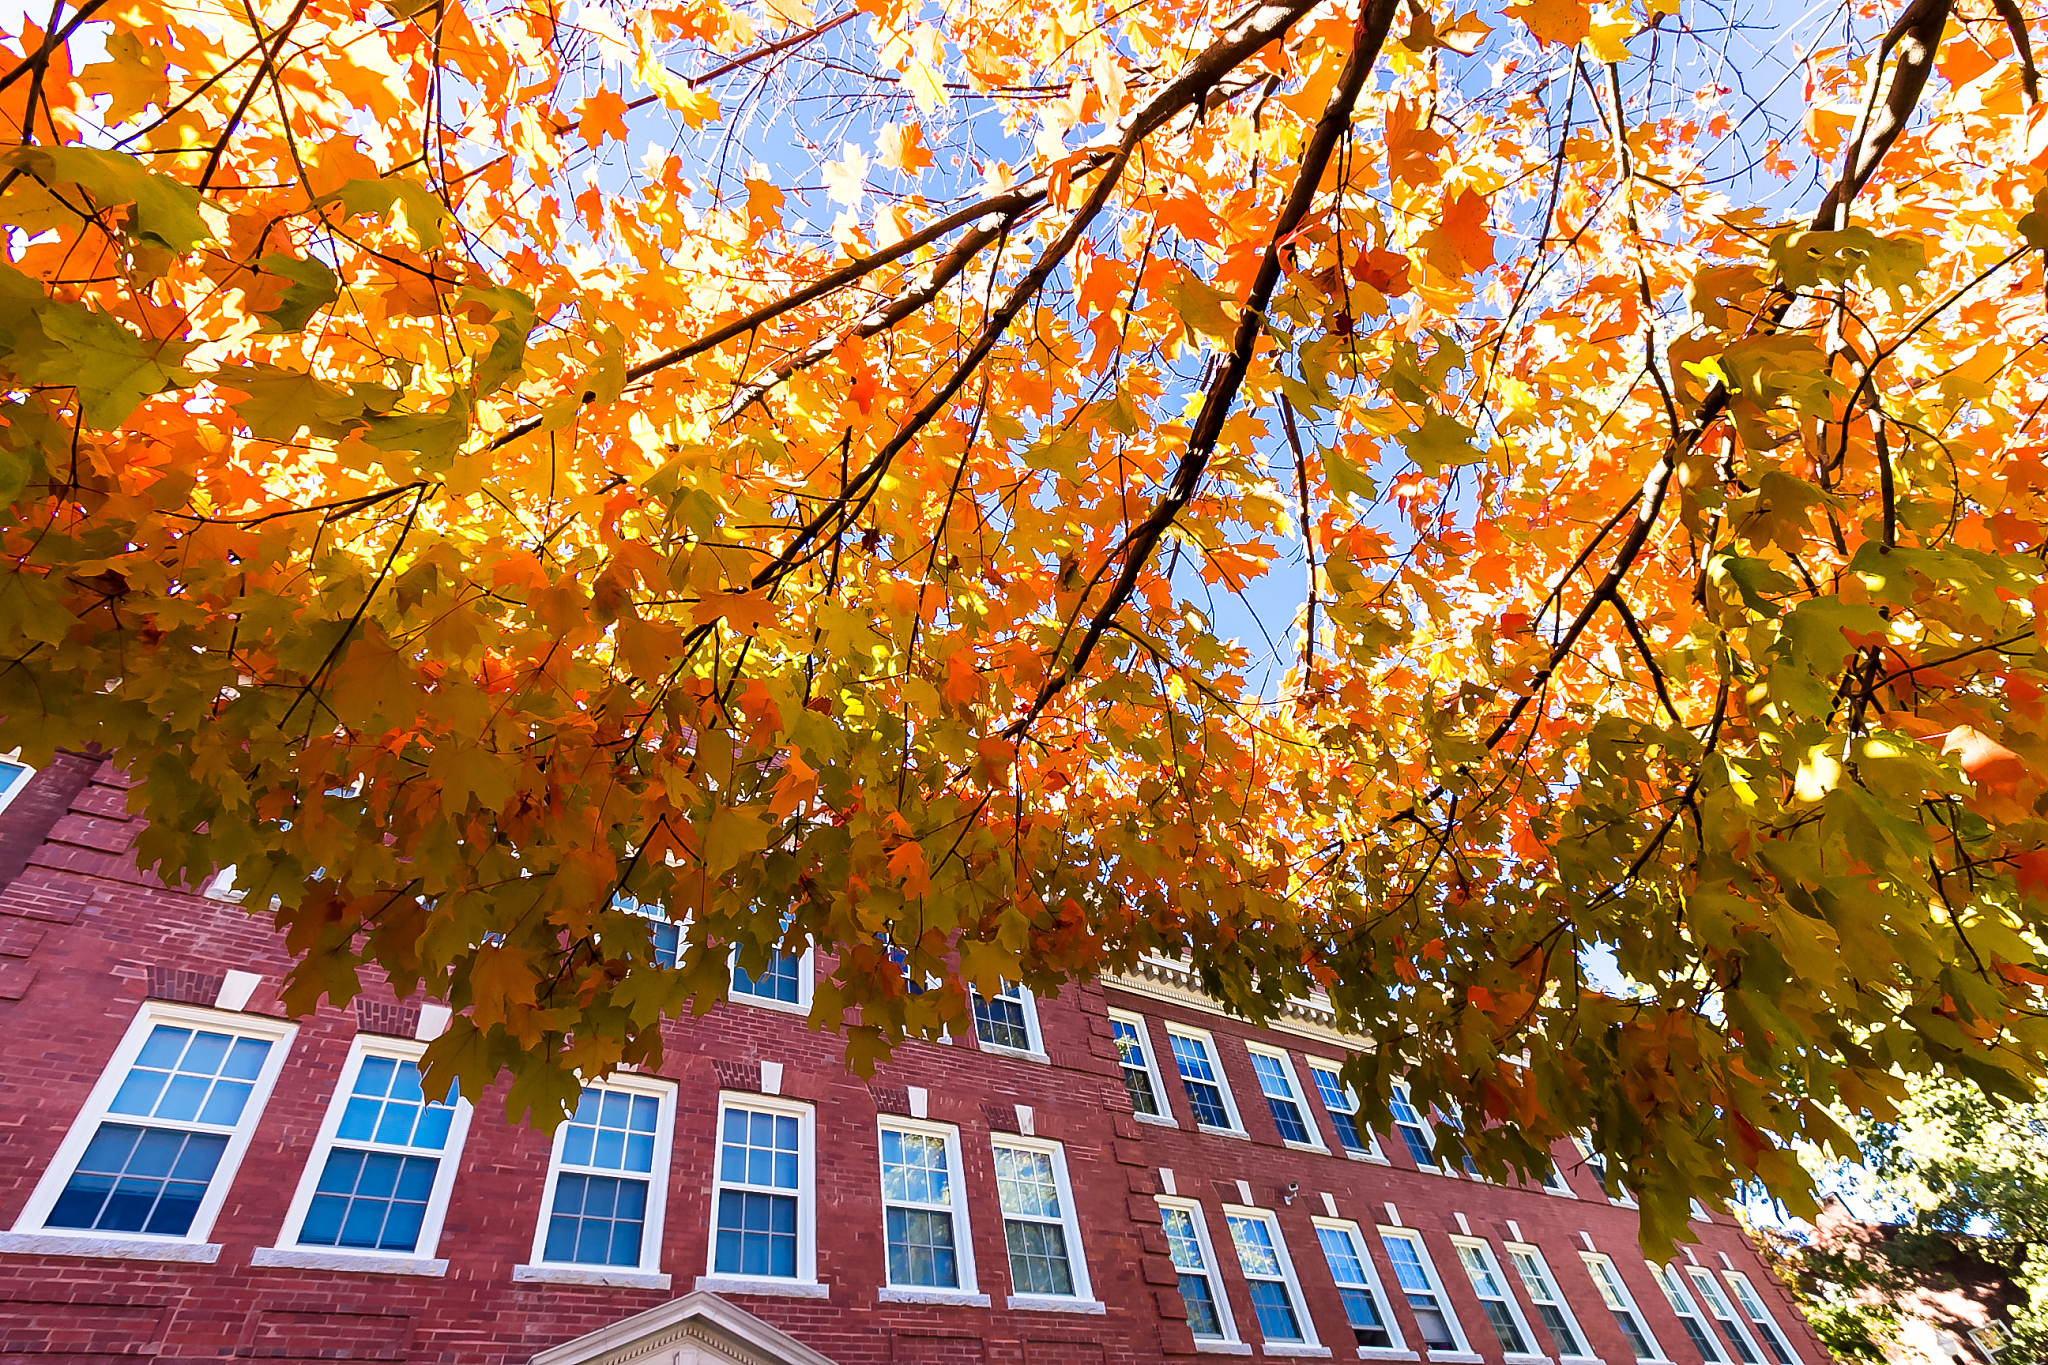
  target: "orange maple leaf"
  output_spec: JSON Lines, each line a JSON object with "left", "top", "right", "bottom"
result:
{"left": 876, "top": 121, "right": 933, "bottom": 174}
{"left": 576, "top": 89, "right": 631, "bottom": 145}
{"left": 1507, "top": 0, "right": 1591, "bottom": 45}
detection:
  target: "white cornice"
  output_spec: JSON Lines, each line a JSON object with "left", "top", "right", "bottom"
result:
{"left": 1106, "top": 957, "right": 1375, "bottom": 1055}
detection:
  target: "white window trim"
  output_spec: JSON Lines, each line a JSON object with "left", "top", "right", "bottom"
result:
{"left": 1505, "top": 1242, "right": 1601, "bottom": 1364}
{"left": 1159, "top": 1194, "right": 1241, "bottom": 1346}
{"left": 992, "top": 1133, "right": 1098, "bottom": 1310}
{"left": 1571, "top": 1134, "right": 1637, "bottom": 1206}
{"left": 877, "top": 1116, "right": 979, "bottom": 1298}
{"left": 1452, "top": 1236, "right": 1548, "bottom": 1364}
{"left": 1649, "top": 1261, "right": 1726, "bottom": 1364}
{"left": 3, "top": 1001, "right": 296, "bottom": 1257}
{"left": 1378, "top": 1225, "right": 1475, "bottom": 1358}
{"left": 1584, "top": 1253, "right": 1671, "bottom": 1364}
{"left": 728, "top": 939, "right": 815, "bottom": 1017}
{"left": 1388, "top": 1082, "right": 1442, "bottom": 1173}
{"left": 1107, "top": 1008, "right": 1177, "bottom": 1126}
{"left": 515, "top": 1071, "right": 677, "bottom": 1289}
{"left": 255, "top": 1035, "right": 473, "bottom": 1277}
{"left": 1723, "top": 1270, "right": 1798, "bottom": 1364}
{"left": 1538, "top": 1161, "right": 1578, "bottom": 1197}
{"left": 0, "top": 750, "right": 36, "bottom": 817}
{"left": 701, "top": 1089, "right": 818, "bottom": 1292}
{"left": 1224, "top": 1204, "right": 1323, "bottom": 1352}
{"left": 1688, "top": 1266, "right": 1766, "bottom": 1363}
{"left": 971, "top": 982, "right": 1048, "bottom": 1061}
{"left": 1305, "top": 1056, "right": 1388, "bottom": 1163}
{"left": 1245, "top": 1043, "right": 1328, "bottom": 1153}
{"left": 1163, "top": 1023, "right": 1248, "bottom": 1137}
{"left": 1313, "top": 1216, "right": 1410, "bottom": 1355}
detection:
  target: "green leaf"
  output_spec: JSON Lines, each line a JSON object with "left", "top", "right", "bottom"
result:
{"left": 323, "top": 177, "right": 450, "bottom": 250}
{"left": 15, "top": 298, "right": 196, "bottom": 428}
{"left": 461, "top": 286, "right": 537, "bottom": 396}
{"left": 256, "top": 253, "right": 340, "bottom": 334}
{"left": 8, "top": 145, "right": 210, "bottom": 251}
{"left": 362, "top": 409, "right": 471, "bottom": 467}
{"left": 1157, "top": 267, "right": 1236, "bottom": 342}
{"left": 1398, "top": 410, "right": 1483, "bottom": 474}
{"left": 1708, "top": 553, "right": 1794, "bottom": 618}
{"left": 1770, "top": 227, "right": 1927, "bottom": 308}
{"left": 214, "top": 364, "right": 369, "bottom": 442}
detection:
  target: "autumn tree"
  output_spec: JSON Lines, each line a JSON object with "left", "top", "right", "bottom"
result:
{"left": 1, "top": 0, "right": 2045, "bottom": 1244}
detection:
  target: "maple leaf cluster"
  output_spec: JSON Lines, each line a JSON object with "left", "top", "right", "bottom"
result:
{"left": 0, "top": 0, "right": 2044, "bottom": 1245}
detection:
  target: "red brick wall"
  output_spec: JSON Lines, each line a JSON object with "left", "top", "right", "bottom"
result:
{"left": 0, "top": 763, "right": 1830, "bottom": 1365}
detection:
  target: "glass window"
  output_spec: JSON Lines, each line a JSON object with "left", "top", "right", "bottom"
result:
{"left": 1724, "top": 1272, "right": 1798, "bottom": 1365}
{"left": 1540, "top": 1162, "right": 1575, "bottom": 1195}
{"left": 1160, "top": 1200, "right": 1235, "bottom": 1342}
{"left": 24, "top": 1006, "right": 294, "bottom": 1244}
{"left": 1652, "top": 1263, "right": 1726, "bottom": 1363}
{"left": 993, "top": 1139, "right": 1089, "bottom": 1300}
{"left": 1586, "top": 1254, "right": 1663, "bottom": 1361}
{"left": 879, "top": 1121, "right": 973, "bottom": 1292}
{"left": 1109, "top": 1012, "right": 1167, "bottom": 1120}
{"left": 0, "top": 754, "right": 34, "bottom": 815}
{"left": 1318, "top": 1221, "right": 1399, "bottom": 1349}
{"left": 1247, "top": 1048, "right": 1317, "bottom": 1146}
{"left": 1307, "top": 1062, "right": 1376, "bottom": 1156}
{"left": 1388, "top": 1084, "right": 1436, "bottom": 1168}
{"left": 731, "top": 915, "right": 810, "bottom": 1008}
{"left": 1383, "top": 1229, "right": 1464, "bottom": 1351}
{"left": 713, "top": 1100, "right": 810, "bottom": 1280}
{"left": 1457, "top": 1240, "right": 1533, "bottom": 1354}
{"left": 1166, "top": 1029, "right": 1239, "bottom": 1131}
{"left": 283, "top": 1043, "right": 469, "bottom": 1257}
{"left": 539, "top": 1084, "right": 666, "bottom": 1269}
{"left": 613, "top": 894, "right": 679, "bottom": 968}
{"left": 972, "top": 983, "right": 1041, "bottom": 1054}
{"left": 1689, "top": 1267, "right": 1763, "bottom": 1364}
{"left": 1227, "top": 1211, "right": 1314, "bottom": 1346}
{"left": 1509, "top": 1245, "right": 1590, "bottom": 1358}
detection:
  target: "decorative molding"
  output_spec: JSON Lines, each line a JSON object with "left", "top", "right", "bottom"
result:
{"left": 1105, "top": 957, "right": 1374, "bottom": 1053}
{"left": 527, "top": 1290, "right": 841, "bottom": 1365}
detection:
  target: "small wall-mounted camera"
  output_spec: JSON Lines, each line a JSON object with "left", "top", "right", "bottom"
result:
{"left": 1283, "top": 1181, "right": 1301, "bottom": 1205}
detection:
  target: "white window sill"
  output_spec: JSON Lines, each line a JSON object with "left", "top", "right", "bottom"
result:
{"left": 1505, "top": 1355, "right": 1555, "bottom": 1365}
{"left": 977, "top": 1042, "right": 1050, "bottom": 1063}
{"left": 1007, "top": 1294, "right": 1106, "bottom": 1314}
{"left": 1428, "top": 1353, "right": 1486, "bottom": 1363}
{"left": 730, "top": 993, "right": 810, "bottom": 1017}
{"left": 1195, "top": 1342, "right": 1253, "bottom": 1354}
{"left": 513, "top": 1264, "right": 672, "bottom": 1290}
{"left": 1357, "top": 1350, "right": 1422, "bottom": 1360}
{"left": 878, "top": 1287, "right": 992, "bottom": 1306}
{"left": 1343, "top": 1150, "right": 1392, "bottom": 1164}
{"left": 1135, "top": 1112, "right": 1181, "bottom": 1127}
{"left": 253, "top": 1246, "right": 447, "bottom": 1277}
{"left": 0, "top": 1231, "right": 221, "bottom": 1263}
{"left": 1557, "top": 1356, "right": 1610, "bottom": 1365}
{"left": 1261, "top": 1346, "right": 1332, "bottom": 1358}
{"left": 1284, "top": 1140, "right": 1332, "bottom": 1155}
{"left": 1542, "top": 1186, "right": 1580, "bottom": 1198}
{"left": 696, "top": 1274, "right": 829, "bottom": 1298}
{"left": 1196, "top": 1124, "right": 1250, "bottom": 1140}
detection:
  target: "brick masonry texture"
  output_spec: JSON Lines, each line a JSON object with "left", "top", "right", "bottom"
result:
{"left": 0, "top": 757, "right": 1834, "bottom": 1365}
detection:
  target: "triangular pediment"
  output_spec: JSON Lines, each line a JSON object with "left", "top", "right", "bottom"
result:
{"left": 526, "top": 1290, "right": 840, "bottom": 1365}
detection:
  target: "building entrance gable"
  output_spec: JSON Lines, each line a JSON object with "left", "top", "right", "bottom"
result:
{"left": 527, "top": 1290, "right": 839, "bottom": 1365}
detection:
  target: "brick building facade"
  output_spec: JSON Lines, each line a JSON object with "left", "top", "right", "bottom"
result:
{"left": 0, "top": 755, "right": 1830, "bottom": 1365}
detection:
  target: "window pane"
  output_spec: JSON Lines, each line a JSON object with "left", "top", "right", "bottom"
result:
{"left": 45, "top": 1125, "right": 227, "bottom": 1236}
{"left": 973, "top": 987, "right": 1033, "bottom": 1050}
{"left": 1111, "top": 1020, "right": 1160, "bottom": 1117}
{"left": 885, "top": 1205, "right": 958, "bottom": 1288}
{"left": 993, "top": 1148, "right": 1061, "bottom": 1219}
{"left": 1178, "top": 1272, "right": 1224, "bottom": 1338}
{"left": 715, "top": 1189, "right": 798, "bottom": 1276}
{"left": 560, "top": 1086, "right": 657, "bottom": 1175}
{"left": 1004, "top": 1217, "right": 1075, "bottom": 1295}
{"left": 1319, "top": 1227, "right": 1392, "bottom": 1347}
{"left": 1169, "top": 1036, "right": 1231, "bottom": 1128}
{"left": 1247, "top": 1281, "right": 1304, "bottom": 1342}
{"left": 733, "top": 950, "right": 803, "bottom": 1002}
{"left": 719, "top": 1106, "right": 800, "bottom": 1190}
{"left": 298, "top": 1150, "right": 440, "bottom": 1252}
{"left": 1309, "top": 1068, "right": 1367, "bottom": 1152}
{"left": 881, "top": 1131, "right": 951, "bottom": 1206}
{"left": 545, "top": 1171, "right": 648, "bottom": 1266}
{"left": 106, "top": 1026, "right": 271, "bottom": 1128}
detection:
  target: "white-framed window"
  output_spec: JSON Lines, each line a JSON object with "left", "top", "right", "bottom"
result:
{"left": 266, "top": 1037, "right": 472, "bottom": 1268}
{"left": 1306, "top": 1059, "right": 1385, "bottom": 1160}
{"left": 1388, "top": 1082, "right": 1438, "bottom": 1169}
{"left": 971, "top": 982, "right": 1045, "bottom": 1058}
{"left": 8, "top": 1002, "right": 295, "bottom": 1250}
{"left": 877, "top": 1117, "right": 976, "bottom": 1295}
{"left": 1584, "top": 1254, "right": 1664, "bottom": 1362}
{"left": 1688, "top": 1267, "right": 1764, "bottom": 1364}
{"left": 1225, "top": 1206, "right": 1318, "bottom": 1348}
{"left": 0, "top": 750, "right": 36, "bottom": 816}
{"left": 710, "top": 1092, "right": 816, "bottom": 1285}
{"left": 1572, "top": 1134, "right": 1637, "bottom": 1205}
{"left": 523, "top": 1075, "right": 675, "bottom": 1279}
{"left": 1107, "top": 1009, "right": 1173, "bottom": 1124}
{"left": 991, "top": 1135, "right": 1093, "bottom": 1304}
{"left": 1723, "top": 1271, "right": 1798, "bottom": 1365}
{"left": 1245, "top": 1044, "right": 1325, "bottom": 1150}
{"left": 1315, "top": 1218, "right": 1402, "bottom": 1350}
{"left": 1650, "top": 1262, "right": 1726, "bottom": 1363}
{"left": 1507, "top": 1243, "right": 1595, "bottom": 1360}
{"left": 1159, "top": 1196, "right": 1238, "bottom": 1344}
{"left": 1539, "top": 1162, "right": 1576, "bottom": 1196}
{"left": 1455, "top": 1238, "right": 1540, "bottom": 1357}
{"left": 1163, "top": 1025, "right": 1245, "bottom": 1135}
{"left": 730, "top": 915, "right": 813, "bottom": 1014}
{"left": 1381, "top": 1227, "right": 1470, "bottom": 1353}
